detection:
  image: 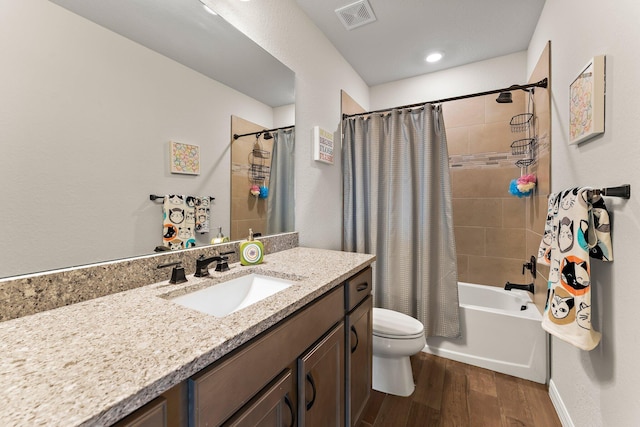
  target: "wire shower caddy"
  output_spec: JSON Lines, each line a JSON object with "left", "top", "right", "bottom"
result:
{"left": 510, "top": 113, "right": 534, "bottom": 133}
{"left": 510, "top": 90, "right": 537, "bottom": 170}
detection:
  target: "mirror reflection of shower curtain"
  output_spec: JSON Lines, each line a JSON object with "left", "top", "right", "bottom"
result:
{"left": 343, "top": 106, "right": 460, "bottom": 338}
{"left": 267, "top": 128, "right": 295, "bottom": 235}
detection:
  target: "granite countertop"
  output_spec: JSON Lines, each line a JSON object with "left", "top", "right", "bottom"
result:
{"left": 0, "top": 247, "right": 375, "bottom": 427}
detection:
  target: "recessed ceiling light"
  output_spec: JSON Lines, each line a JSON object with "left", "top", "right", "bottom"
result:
{"left": 426, "top": 52, "right": 443, "bottom": 63}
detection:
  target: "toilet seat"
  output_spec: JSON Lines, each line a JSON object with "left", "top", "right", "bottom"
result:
{"left": 373, "top": 308, "right": 425, "bottom": 339}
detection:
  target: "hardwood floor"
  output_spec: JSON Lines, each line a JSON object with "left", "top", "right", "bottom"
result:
{"left": 358, "top": 352, "right": 561, "bottom": 427}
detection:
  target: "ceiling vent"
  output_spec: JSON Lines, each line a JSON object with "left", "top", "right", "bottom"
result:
{"left": 335, "top": 0, "right": 377, "bottom": 31}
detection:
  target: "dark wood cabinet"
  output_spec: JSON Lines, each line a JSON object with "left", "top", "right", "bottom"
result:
{"left": 189, "top": 286, "right": 344, "bottom": 426}
{"left": 222, "top": 369, "right": 296, "bottom": 427}
{"left": 298, "top": 323, "right": 345, "bottom": 427}
{"left": 112, "top": 266, "right": 373, "bottom": 427}
{"left": 112, "top": 397, "right": 167, "bottom": 427}
{"left": 345, "top": 267, "right": 373, "bottom": 427}
{"left": 346, "top": 296, "right": 372, "bottom": 426}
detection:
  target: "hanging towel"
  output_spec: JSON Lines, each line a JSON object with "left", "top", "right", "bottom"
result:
{"left": 162, "top": 195, "right": 196, "bottom": 249}
{"left": 194, "top": 196, "right": 211, "bottom": 234}
{"left": 537, "top": 187, "right": 613, "bottom": 351}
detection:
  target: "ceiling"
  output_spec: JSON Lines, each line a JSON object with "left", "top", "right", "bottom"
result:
{"left": 296, "top": 0, "right": 546, "bottom": 86}
{"left": 49, "top": 0, "right": 545, "bottom": 106}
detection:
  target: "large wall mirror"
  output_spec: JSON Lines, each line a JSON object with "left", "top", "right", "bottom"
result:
{"left": 0, "top": 0, "right": 294, "bottom": 279}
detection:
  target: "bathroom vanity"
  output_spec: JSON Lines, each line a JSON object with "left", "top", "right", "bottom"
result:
{"left": 0, "top": 247, "right": 374, "bottom": 427}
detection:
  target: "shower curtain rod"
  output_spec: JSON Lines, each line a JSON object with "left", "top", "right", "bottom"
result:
{"left": 232, "top": 124, "right": 294, "bottom": 140}
{"left": 342, "top": 78, "right": 548, "bottom": 120}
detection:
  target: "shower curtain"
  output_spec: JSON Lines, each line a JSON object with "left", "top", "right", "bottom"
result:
{"left": 267, "top": 128, "right": 295, "bottom": 235}
{"left": 343, "top": 106, "right": 460, "bottom": 338}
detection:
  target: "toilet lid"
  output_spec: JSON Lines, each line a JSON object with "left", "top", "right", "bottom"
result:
{"left": 373, "top": 308, "right": 425, "bottom": 338}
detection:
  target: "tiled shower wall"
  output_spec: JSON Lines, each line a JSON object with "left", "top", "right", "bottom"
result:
{"left": 525, "top": 42, "right": 552, "bottom": 311}
{"left": 445, "top": 90, "right": 537, "bottom": 288}
{"left": 445, "top": 44, "right": 551, "bottom": 305}
{"left": 444, "top": 91, "right": 546, "bottom": 296}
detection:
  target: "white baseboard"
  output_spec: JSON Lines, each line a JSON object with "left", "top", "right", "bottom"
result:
{"left": 548, "top": 379, "right": 574, "bottom": 427}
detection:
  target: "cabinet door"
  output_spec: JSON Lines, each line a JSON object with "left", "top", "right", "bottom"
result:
{"left": 298, "top": 323, "right": 345, "bottom": 427}
{"left": 222, "top": 369, "right": 296, "bottom": 427}
{"left": 112, "top": 397, "right": 167, "bottom": 427}
{"left": 346, "top": 296, "right": 372, "bottom": 427}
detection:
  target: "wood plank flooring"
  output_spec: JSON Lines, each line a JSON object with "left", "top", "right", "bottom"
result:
{"left": 359, "top": 352, "right": 561, "bottom": 427}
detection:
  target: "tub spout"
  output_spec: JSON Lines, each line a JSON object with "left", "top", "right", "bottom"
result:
{"left": 504, "top": 282, "right": 534, "bottom": 294}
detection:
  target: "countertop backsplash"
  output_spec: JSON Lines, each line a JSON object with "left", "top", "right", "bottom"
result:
{"left": 0, "top": 232, "right": 299, "bottom": 322}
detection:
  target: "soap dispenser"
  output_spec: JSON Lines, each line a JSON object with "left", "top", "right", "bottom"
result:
{"left": 239, "top": 228, "right": 264, "bottom": 266}
{"left": 211, "top": 226, "right": 230, "bottom": 245}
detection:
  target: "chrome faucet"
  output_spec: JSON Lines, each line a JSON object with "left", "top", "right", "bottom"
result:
{"left": 504, "top": 282, "right": 534, "bottom": 293}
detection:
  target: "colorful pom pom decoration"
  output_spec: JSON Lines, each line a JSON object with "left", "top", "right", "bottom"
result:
{"left": 509, "top": 174, "right": 537, "bottom": 198}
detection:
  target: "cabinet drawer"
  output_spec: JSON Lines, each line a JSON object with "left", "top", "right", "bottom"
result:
{"left": 189, "top": 285, "right": 344, "bottom": 427}
{"left": 345, "top": 267, "right": 372, "bottom": 312}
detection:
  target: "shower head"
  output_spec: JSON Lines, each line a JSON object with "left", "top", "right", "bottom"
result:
{"left": 496, "top": 92, "right": 513, "bottom": 103}
{"left": 262, "top": 130, "right": 273, "bottom": 140}
{"left": 496, "top": 83, "right": 536, "bottom": 104}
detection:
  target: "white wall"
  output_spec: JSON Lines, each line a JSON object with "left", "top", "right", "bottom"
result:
{"left": 529, "top": 2, "right": 640, "bottom": 426}
{"left": 370, "top": 51, "right": 527, "bottom": 109}
{"left": 0, "top": 0, "right": 274, "bottom": 277}
{"left": 273, "top": 104, "right": 295, "bottom": 128}
{"left": 210, "top": 0, "right": 370, "bottom": 250}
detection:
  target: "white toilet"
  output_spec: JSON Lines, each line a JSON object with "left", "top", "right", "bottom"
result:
{"left": 372, "top": 307, "right": 426, "bottom": 397}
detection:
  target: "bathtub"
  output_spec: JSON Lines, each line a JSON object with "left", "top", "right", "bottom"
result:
{"left": 423, "top": 282, "right": 547, "bottom": 384}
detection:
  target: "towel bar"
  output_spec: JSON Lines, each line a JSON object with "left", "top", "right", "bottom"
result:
{"left": 149, "top": 194, "right": 215, "bottom": 201}
{"left": 588, "top": 185, "right": 631, "bottom": 199}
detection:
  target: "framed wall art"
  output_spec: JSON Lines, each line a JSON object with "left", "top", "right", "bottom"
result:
{"left": 569, "top": 55, "right": 606, "bottom": 145}
{"left": 313, "top": 126, "right": 334, "bottom": 164}
{"left": 169, "top": 141, "right": 200, "bottom": 175}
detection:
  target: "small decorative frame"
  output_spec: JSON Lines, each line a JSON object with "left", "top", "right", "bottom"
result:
{"left": 313, "top": 126, "right": 334, "bottom": 164}
{"left": 569, "top": 55, "right": 606, "bottom": 145}
{"left": 169, "top": 141, "right": 200, "bottom": 175}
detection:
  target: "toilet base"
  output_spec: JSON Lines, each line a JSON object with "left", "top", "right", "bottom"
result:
{"left": 372, "top": 354, "right": 416, "bottom": 397}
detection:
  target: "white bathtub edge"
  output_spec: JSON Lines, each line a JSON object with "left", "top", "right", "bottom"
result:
{"left": 422, "top": 344, "right": 546, "bottom": 384}
{"left": 549, "top": 379, "right": 574, "bottom": 427}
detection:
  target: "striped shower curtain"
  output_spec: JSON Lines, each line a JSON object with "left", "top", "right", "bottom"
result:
{"left": 342, "top": 105, "right": 460, "bottom": 338}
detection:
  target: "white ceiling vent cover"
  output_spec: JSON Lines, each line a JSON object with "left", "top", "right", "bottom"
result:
{"left": 335, "top": 0, "right": 377, "bottom": 31}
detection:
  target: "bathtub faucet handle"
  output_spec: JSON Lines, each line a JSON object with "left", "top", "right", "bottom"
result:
{"left": 522, "top": 255, "right": 537, "bottom": 279}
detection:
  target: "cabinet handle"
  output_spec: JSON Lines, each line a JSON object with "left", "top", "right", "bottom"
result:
{"left": 305, "top": 373, "right": 316, "bottom": 411}
{"left": 350, "top": 325, "right": 359, "bottom": 353}
{"left": 356, "top": 283, "right": 368, "bottom": 292}
{"left": 284, "top": 392, "right": 295, "bottom": 427}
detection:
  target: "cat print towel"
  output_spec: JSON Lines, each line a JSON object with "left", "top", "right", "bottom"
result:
{"left": 163, "top": 195, "right": 196, "bottom": 250}
{"left": 194, "top": 196, "right": 210, "bottom": 234}
{"left": 537, "top": 187, "right": 613, "bottom": 351}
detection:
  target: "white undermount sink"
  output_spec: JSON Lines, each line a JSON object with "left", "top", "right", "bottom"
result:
{"left": 169, "top": 274, "right": 295, "bottom": 318}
